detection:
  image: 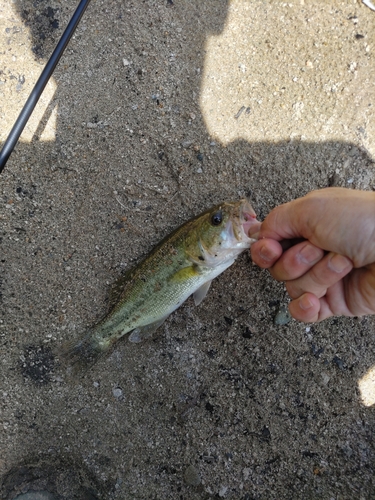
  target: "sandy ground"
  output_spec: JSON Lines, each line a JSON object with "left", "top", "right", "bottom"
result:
{"left": 1, "top": 0, "right": 375, "bottom": 498}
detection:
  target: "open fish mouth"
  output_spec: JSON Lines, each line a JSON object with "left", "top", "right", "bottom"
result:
{"left": 234, "top": 200, "right": 261, "bottom": 242}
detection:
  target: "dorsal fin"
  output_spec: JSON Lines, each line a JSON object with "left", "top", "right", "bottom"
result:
{"left": 107, "top": 268, "right": 134, "bottom": 310}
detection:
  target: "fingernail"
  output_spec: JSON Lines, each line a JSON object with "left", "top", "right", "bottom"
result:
{"left": 298, "top": 244, "right": 323, "bottom": 265}
{"left": 259, "top": 245, "right": 277, "bottom": 263}
{"left": 328, "top": 254, "right": 352, "bottom": 273}
{"left": 299, "top": 294, "right": 313, "bottom": 311}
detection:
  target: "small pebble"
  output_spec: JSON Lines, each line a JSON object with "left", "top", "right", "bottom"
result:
{"left": 243, "top": 468, "right": 251, "bottom": 480}
{"left": 113, "top": 387, "right": 123, "bottom": 399}
{"left": 219, "top": 485, "right": 228, "bottom": 497}
{"left": 184, "top": 465, "right": 201, "bottom": 486}
{"left": 332, "top": 355, "right": 345, "bottom": 371}
{"left": 234, "top": 106, "right": 245, "bottom": 119}
{"left": 274, "top": 305, "right": 292, "bottom": 325}
{"left": 321, "top": 372, "right": 330, "bottom": 385}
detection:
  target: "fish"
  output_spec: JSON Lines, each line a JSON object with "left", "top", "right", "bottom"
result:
{"left": 60, "top": 199, "right": 260, "bottom": 368}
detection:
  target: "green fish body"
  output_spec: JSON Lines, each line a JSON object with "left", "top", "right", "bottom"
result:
{"left": 62, "top": 199, "right": 259, "bottom": 366}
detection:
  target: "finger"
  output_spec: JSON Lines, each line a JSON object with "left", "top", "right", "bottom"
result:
{"left": 288, "top": 293, "right": 321, "bottom": 322}
{"left": 286, "top": 252, "right": 353, "bottom": 299}
{"left": 338, "top": 264, "right": 375, "bottom": 317}
{"left": 250, "top": 239, "right": 283, "bottom": 269}
{"left": 319, "top": 281, "right": 353, "bottom": 319}
{"left": 289, "top": 280, "right": 354, "bottom": 323}
{"left": 247, "top": 220, "right": 262, "bottom": 238}
{"left": 288, "top": 293, "right": 338, "bottom": 322}
{"left": 268, "top": 241, "right": 324, "bottom": 281}
{"left": 288, "top": 265, "right": 375, "bottom": 323}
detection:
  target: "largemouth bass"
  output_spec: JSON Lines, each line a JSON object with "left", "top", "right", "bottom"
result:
{"left": 62, "top": 199, "right": 260, "bottom": 366}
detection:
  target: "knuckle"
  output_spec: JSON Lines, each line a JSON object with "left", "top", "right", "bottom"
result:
{"left": 309, "top": 264, "right": 328, "bottom": 287}
{"left": 268, "top": 267, "right": 283, "bottom": 281}
{"left": 285, "top": 280, "right": 301, "bottom": 299}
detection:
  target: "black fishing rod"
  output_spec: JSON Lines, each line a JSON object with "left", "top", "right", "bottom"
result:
{"left": 0, "top": 0, "right": 91, "bottom": 174}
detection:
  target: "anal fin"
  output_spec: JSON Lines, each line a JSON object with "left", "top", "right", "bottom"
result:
{"left": 128, "top": 316, "right": 169, "bottom": 343}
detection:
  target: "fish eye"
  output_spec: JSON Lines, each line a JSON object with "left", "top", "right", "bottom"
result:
{"left": 211, "top": 210, "right": 223, "bottom": 226}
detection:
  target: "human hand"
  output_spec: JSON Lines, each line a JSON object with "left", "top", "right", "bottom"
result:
{"left": 250, "top": 188, "right": 375, "bottom": 322}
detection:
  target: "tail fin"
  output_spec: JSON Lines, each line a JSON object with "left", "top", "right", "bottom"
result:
{"left": 57, "top": 330, "right": 107, "bottom": 376}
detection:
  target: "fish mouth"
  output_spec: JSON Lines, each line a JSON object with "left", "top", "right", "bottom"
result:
{"left": 234, "top": 200, "right": 261, "bottom": 242}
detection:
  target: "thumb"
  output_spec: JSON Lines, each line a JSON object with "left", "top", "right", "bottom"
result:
{"left": 258, "top": 188, "right": 375, "bottom": 267}
{"left": 258, "top": 197, "right": 315, "bottom": 242}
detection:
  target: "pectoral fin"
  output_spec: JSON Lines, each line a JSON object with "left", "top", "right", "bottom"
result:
{"left": 128, "top": 316, "right": 169, "bottom": 343}
{"left": 170, "top": 265, "right": 200, "bottom": 283}
{"left": 193, "top": 280, "right": 212, "bottom": 306}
